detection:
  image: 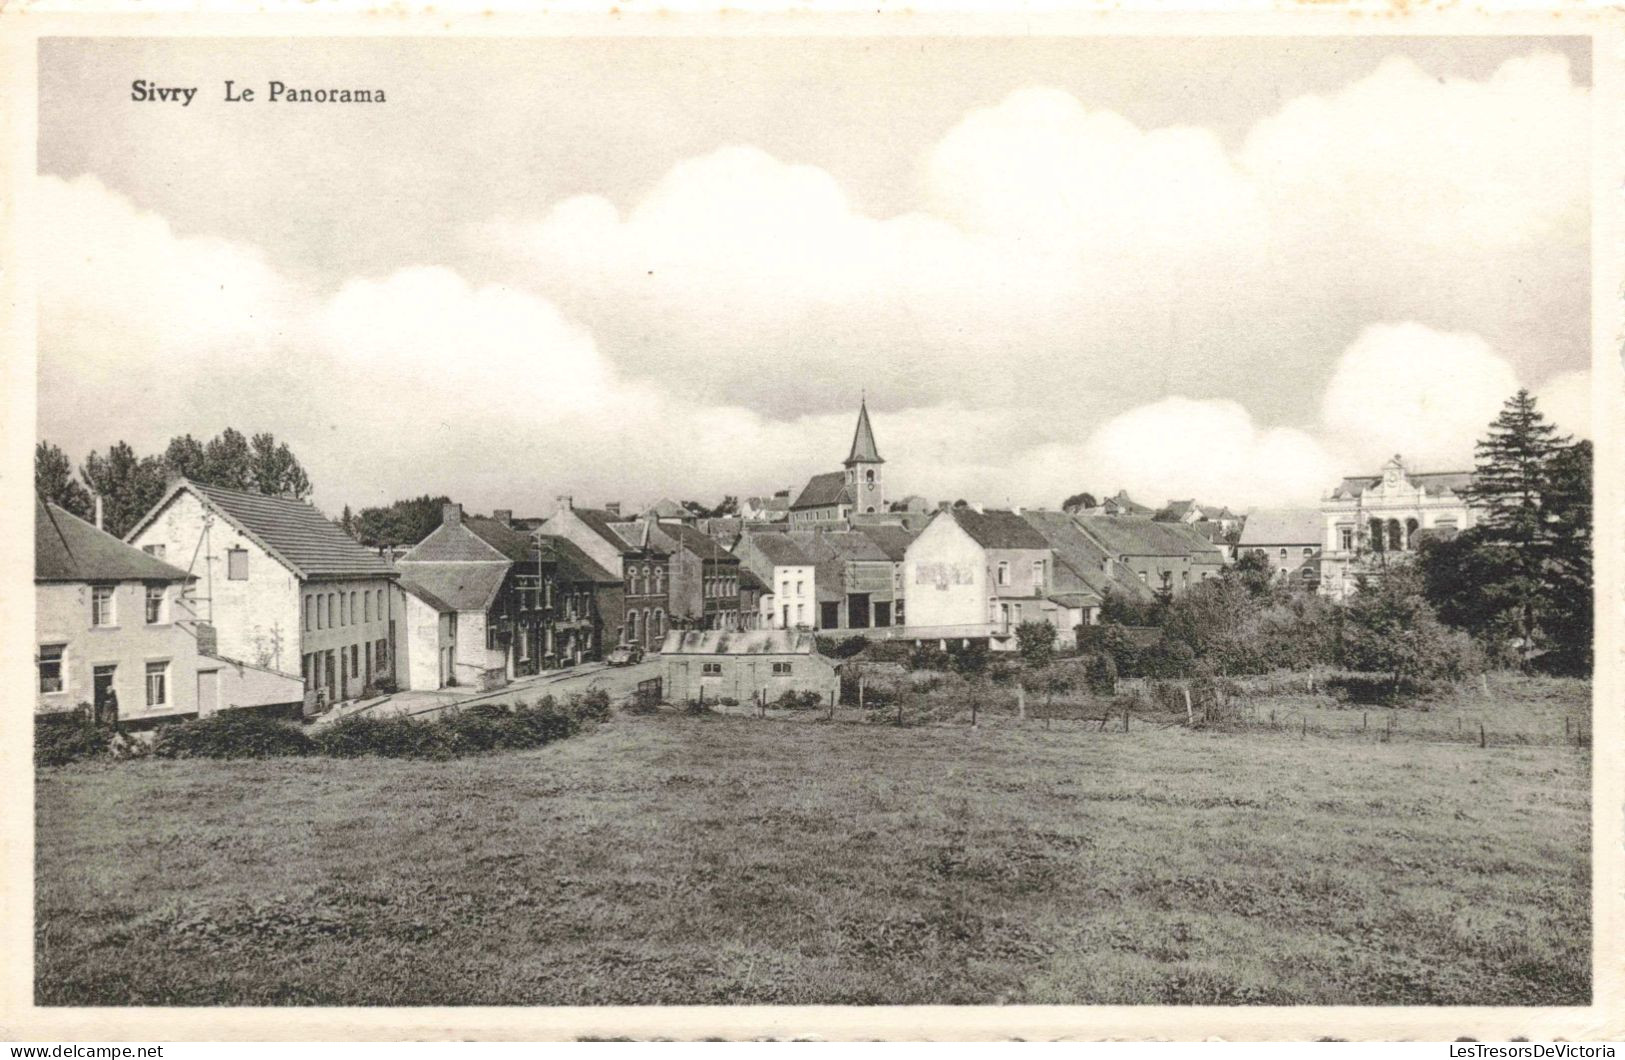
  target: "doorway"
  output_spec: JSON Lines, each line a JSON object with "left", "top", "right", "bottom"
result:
{"left": 847, "top": 593, "right": 872, "bottom": 629}
{"left": 93, "top": 664, "right": 117, "bottom": 718}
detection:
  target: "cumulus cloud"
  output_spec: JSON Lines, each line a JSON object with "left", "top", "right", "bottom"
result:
{"left": 1536, "top": 368, "right": 1594, "bottom": 440}
{"left": 37, "top": 49, "right": 1594, "bottom": 515}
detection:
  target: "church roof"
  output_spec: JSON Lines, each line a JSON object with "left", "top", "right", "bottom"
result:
{"left": 790, "top": 471, "right": 852, "bottom": 511}
{"left": 843, "top": 400, "right": 884, "bottom": 467}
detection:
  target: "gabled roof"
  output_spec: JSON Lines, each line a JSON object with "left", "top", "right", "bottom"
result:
{"left": 1238, "top": 509, "right": 1324, "bottom": 547}
{"left": 1104, "top": 490, "right": 1155, "bottom": 516}
{"left": 403, "top": 519, "right": 511, "bottom": 564}
{"left": 738, "top": 567, "right": 768, "bottom": 593}
{"left": 657, "top": 520, "right": 739, "bottom": 563}
{"left": 950, "top": 508, "right": 1050, "bottom": 550}
{"left": 1157, "top": 500, "right": 1198, "bottom": 521}
{"left": 806, "top": 529, "right": 890, "bottom": 562}
{"left": 844, "top": 400, "right": 884, "bottom": 466}
{"left": 660, "top": 629, "right": 821, "bottom": 656}
{"left": 791, "top": 471, "right": 851, "bottom": 511}
{"left": 641, "top": 498, "right": 690, "bottom": 520}
{"left": 1074, "top": 515, "right": 1224, "bottom": 560}
{"left": 129, "top": 479, "right": 393, "bottom": 580}
{"left": 397, "top": 561, "right": 509, "bottom": 613}
{"left": 1019, "top": 510, "right": 1150, "bottom": 602}
{"left": 573, "top": 507, "right": 651, "bottom": 554}
{"left": 1331, "top": 470, "right": 1475, "bottom": 499}
{"left": 37, "top": 499, "right": 195, "bottom": 584}
{"left": 784, "top": 532, "right": 849, "bottom": 602}
{"left": 743, "top": 532, "right": 815, "bottom": 567}
{"left": 465, "top": 516, "right": 536, "bottom": 563}
{"left": 537, "top": 534, "right": 619, "bottom": 584}
{"left": 855, "top": 523, "right": 916, "bottom": 561}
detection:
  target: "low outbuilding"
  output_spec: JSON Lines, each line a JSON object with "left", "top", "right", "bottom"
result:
{"left": 660, "top": 629, "right": 838, "bottom": 707}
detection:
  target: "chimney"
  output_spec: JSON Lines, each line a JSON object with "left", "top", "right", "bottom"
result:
{"left": 605, "top": 501, "right": 621, "bottom": 517}
{"left": 93, "top": 494, "right": 104, "bottom": 531}
{"left": 196, "top": 622, "right": 218, "bottom": 656}
{"left": 492, "top": 509, "right": 513, "bottom": 527}
{"left": 555, "top": 494, "right": 573, "bottom": 514}
{"left": 442, "top": 502, "right": 462, "bottom": 527}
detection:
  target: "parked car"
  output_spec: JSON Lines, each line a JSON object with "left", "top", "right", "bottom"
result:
{"left": 606, "top": 644, "right": 643, "bottom": 667}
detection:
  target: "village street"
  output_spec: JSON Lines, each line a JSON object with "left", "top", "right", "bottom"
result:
{"left": 324, "top": 658, "right": 663, "bottom": 723}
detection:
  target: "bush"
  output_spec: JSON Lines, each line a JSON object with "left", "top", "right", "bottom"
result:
{"left": 152, "top": 710, "right": 314, "bottom": 760}
{"left": 35, "top": 711, "right": 113, "bottom": 767}
{"left": 1082, "top": 651, "right": 1118, "bottom": 694}
{"left": 864, "top": 641, "right": 912, "bottom": 664}
{"left": 312, "top": 714, "right": 452, "bottom": 760}
{"left": 568, "top": 688, "right": 612, "bottom": 723}
{"left": 1015, "top": 621, "right": 1057, "bottom": 668}
{"left": 774, "top": 688, "right": 826, "bottom": 710}
{"left": 817, "top": 635, "right": 869, "bottom": 660}
{"left": 909, "top": 644, "right": 950, "bottom": 672}
{"left": 948, "top": 640, "right": 989, "bottom": 675}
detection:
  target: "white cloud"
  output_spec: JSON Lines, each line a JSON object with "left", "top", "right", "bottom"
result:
{"left": 37, "top": 50, "right": 1593, "bottom": 516}
{"left": 1535, "top": 369, "right": 1594, "bottom": 441}
{"left": 1319, "top": 322, "right": 1522, "bottom": 470}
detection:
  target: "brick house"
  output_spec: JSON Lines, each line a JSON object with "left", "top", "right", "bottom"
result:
{"left": 537, "top": 534, "right": 620, "bottom": 665}
{"left": 538, "top": 497, "right": 669, "bottom": 652}
{"left": 1236, "top": 508, "right": 1325, "bottom": 590}
{"left": 126, "top": 479, "right": 397, "bottom": 708}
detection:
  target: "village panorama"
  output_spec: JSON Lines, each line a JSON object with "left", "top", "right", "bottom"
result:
{"left": 28, "top": 32, "right": 1596, "bottom": 1017}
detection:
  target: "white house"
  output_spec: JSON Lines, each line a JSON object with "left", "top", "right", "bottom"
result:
{"left": 37, "top": 499, "right": 303, "bottom": 723}
{"left": 1318, "top": 454, "right": 1479, "bottom": 598}
{"left": 732, "top": 532, "right": 817, "bottom": 630}
{"left": 902, "top": 507, "right": 1058, "bottom": 651}
{"left": 126, "top": 478, "right": 398, "bottom": 709}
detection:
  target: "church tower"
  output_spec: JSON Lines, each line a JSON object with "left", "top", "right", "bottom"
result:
{"left": 843, "top": 399, "right": 885, "bottom": 515}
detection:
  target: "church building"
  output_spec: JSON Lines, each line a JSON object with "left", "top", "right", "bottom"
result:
{"left": 788, "top": 400, "right": 886, "bottom": 527}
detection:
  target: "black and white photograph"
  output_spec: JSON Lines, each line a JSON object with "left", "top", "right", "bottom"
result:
{"left": 5, "top": 12, "right": 1618, "bottom": 1042}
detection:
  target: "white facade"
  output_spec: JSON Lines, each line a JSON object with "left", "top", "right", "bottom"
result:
{"left": 901, "top": 515, "right": 988, "bottom": 633}
{"left": 1319, "top": 455, "right": 1478, "bottom": 599}
{"left": 769, "top": 564, "right": 816, "bottom": 629}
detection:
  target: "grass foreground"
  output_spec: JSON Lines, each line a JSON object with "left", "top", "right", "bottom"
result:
{"left": 36, "top": 709, "right": 1590, "bottom": 1006}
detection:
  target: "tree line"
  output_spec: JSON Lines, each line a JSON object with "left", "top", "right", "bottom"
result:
{"left": 36, "top": 429, "right": 313, "bottom": 539}
{"left": 1077, "top": 390, "right": 1592, "bottom": 688}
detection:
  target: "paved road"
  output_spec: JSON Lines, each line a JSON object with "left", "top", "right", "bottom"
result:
{"left": 336, "top": 659, "right": 664, "bottom": 722}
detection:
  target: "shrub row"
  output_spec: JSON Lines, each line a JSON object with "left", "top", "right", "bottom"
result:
{"left": 38, "top": 688, "right": 614, "bottom": 766}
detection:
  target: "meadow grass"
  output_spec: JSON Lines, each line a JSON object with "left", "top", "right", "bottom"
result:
{"left": 36, "top": 707, "right": 1589, "bottom": 1006}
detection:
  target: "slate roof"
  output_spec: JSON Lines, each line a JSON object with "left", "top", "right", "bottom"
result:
{"left": 658, "top": 520, "right": 739, "bottom": 563}
{"left": 133, "top": 480, "right": 393, "bottom": 580}
{"left": 738, "top": 567, "right": 768, "bottom": 593}
{"left": 575, "top": 508, "right": 650, "bottom": 553}
{"left": 855, "top": 523, "right": 916, "bottom": 561}
{"left": 660, "top": 629, "right": 821, "bottom": 656}
{"left": 844, "top": 401, "right": 884, "bottom": 466}
{"left": 465, "top": 516, "right": 536, "bottom": 563}
{"left": 37, "top": 499, "right": 195, "bottom": 584}
{"left": 783, "top": 532, "right": 849, "bottom": 602}
{"left": 397, "top": 561, "right": 509, "bottom": 613}
{"left": 641, "top": 498, "right": 690, "bottom": 520}
{"left": 791, "top": 471, "right": 852, "bottom": 511}
{"left": 950, "top": 508, "right": 1050, "bottom": 550}
{"left": 744, "top": 532, "right": 815, "bottom": 567}
{"left": 1019, "top": 510, "right": 1151, "bottom": 602}
{"left": 403, "top": 519, "right": 511, "bottom": 564}
{"left": 1105, "top": 490, "right": 1155, "bottom": 515}
{"left": 537, "top": 534, "right": 619, "bottom": 584}
{"left": 1331, "top": 471, "right": 1475, "bottom": 499}
{"left": 1074, "top": 516, "right": 1224, "bottom": 560}
{"left": 1157, "top": 500, "right": 1198, "bottom": 521}
{"left": 1238, "top": 509, "right": 1324, "bottom": 547}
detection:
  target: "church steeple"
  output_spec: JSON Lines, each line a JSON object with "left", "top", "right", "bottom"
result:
{"left": 843, "top": 398, "right": 885, "bottom": 516}
{"left": 844, "top": 398, "right": 884, "bottom": 468}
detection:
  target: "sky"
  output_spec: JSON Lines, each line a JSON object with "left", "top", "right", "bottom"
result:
{"left": 36, "top": 34, "right": 1594, "bottom": 517}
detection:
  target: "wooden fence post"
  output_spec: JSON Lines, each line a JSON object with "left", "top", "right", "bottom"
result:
{"left": 1301, "top": 716, "right": 1307, "bottom": 739}
{"left": 1479, "top": 721, "right": 1487, "bottom": 749}
{"left": 1122, "top": 707, "right": 1130, "bottom": 733}
{"left": 1362, "top": 712, "right": 1368, "bottom": 732}
{"left": 1183, "top": 688, "right": 1193, "bottom": 727}
{"left": 1017, "top": 684, "right": 1026, "bottom": 720}
{"left": 858, "top": 675, "right": 865, "bottom": 711}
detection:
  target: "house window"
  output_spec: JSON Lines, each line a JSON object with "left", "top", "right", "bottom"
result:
{"left": 1031, "top": 559, "right": 1044, "bottom": 590}
{"left": 91, "top": 585, "right": 115, "bottom": 626}
{"left": 1339, "top": 526, "right": 1354, "bottom": 551}
{"left": 326, "top": 594, "right": 335, "bottom": 628}
{"left": 351, "top": 592, "right": 359, "bottom": 624}
{"left": 351, "top": 644, "right": 360, "bottom": 676}
{"left": 375, "top": 638, "right": 389, "bottom": 669}
{"left": 781, "top": 581, "right": 789, "bottom": 597}
{"left": 142, "top": 544, "right": 166, "bottom": 559}
{"left": 145, "top": 584, "right": 165, "bottom": 624}
{"left": 145, "top": 661, "right": 168, "bottom": 708}
{"left": 37, "top": 644, "right": 66, "bottom": 694}
{"left": 1302, "top": 547, "right": 1314, "bottom": 558}
{"left": 773, "top": 662, "right": 792, "bottom": 675}
{"left": 305, "top": 595, "right": 314, "bottom": 631}
{"left": 1279, "top": 548, "right": 1288, "bottom": 560}
{"left": 997, "top": 561, "right": 1009, "bottom": 586}
{"left": 627, "top": 610, "right": 639, "bottom": 642}
{"left": 1137, "top": 571, "right": 1148, "bottom": 584}
{"left": 796, "top": 580, "right": 804, "bottom": 594}
{"left": 365, "top": 592, "right": 373, "bottom": 622}
{"left": 702, "top": 662, "right": 723, "bottom": 675}
{"left": 795, "top": 603, "right": 804, "bottom": 623}
{"left": 1302, "top": 568, "right": 1316, "bottom": 581}
{"left": 227, "top": 548, "right": 248, "bottom": 580}
{"left": 653, "top": 610, "right": 664, "bottom": 638}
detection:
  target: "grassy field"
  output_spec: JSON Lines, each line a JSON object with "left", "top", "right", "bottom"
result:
{"left": 36, "top": 706, "right": 1590, "bottom": 1006}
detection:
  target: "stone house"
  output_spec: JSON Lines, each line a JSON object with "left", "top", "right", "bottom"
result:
{"left": 902, "top": 507, "right": 1058, "bottom": 651}
{"left": 1019, "top": 509, "right": 1156, "bottom": 633}
{"left": 1237, "top": 508, "right": 1325, "bottom": 589}
{"left": 36, "top": 499, "right": 304, "bottom": 723}
{"left": 660, "top": 629, "right": 839, "bottom": 707}
{"left": 1072, "top": 516, "right": 1224, "bottom": 599}
{"left": 537, "top": 534, "right": 619, "bottom": 665}
{"left": 126, "top": 479, "right": 397, "bottom": 708}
